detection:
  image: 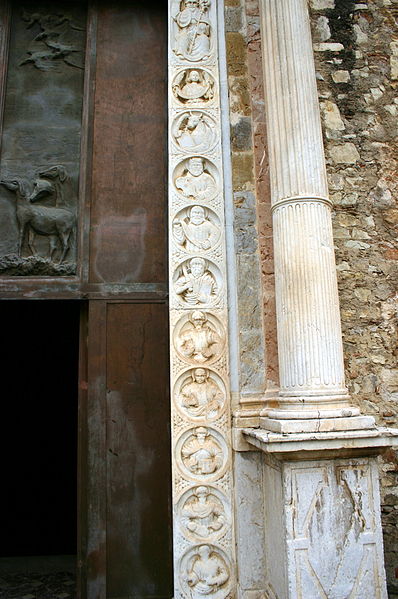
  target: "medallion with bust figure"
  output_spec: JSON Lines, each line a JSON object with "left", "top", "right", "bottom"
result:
{"left": 172, "top": 69, "right": 215, "bottom": 105}
{"left": 174, "top": 257, "right": 218, "bottom": 306}
{"left": 181, "top": 486, "right": 226, "bottom": 540}
{"left": 181, "top": 426, "right": 223, "bottom": 477}
{"left": 175, "top": 157, "right": 217, "bottom": 202}
{"left": 178, "top": 367, "right": 225, "bottom": 419}
{"left": 183, "top": 544, "right": 230, "bottom": 599}
{"left": 173, "top": 205, "right": 220, "bottom": 253}
{"left": 173, "top": 111, "right": 217, "bottom": 154}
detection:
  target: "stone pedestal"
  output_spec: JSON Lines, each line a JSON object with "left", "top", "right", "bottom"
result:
{"left": 241, "top": 429, "right": 398, "bottom": 599}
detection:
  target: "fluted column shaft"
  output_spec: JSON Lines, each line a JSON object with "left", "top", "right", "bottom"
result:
{"left": 260, "top": 0, "right": 356, "bottom": 418}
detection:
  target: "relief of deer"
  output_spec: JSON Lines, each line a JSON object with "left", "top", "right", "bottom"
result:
{"left": 34, "top": 164, "right": 73, "bottom": 207}
{"left": 0, "top": 178, "right": 75, "bottom": 263}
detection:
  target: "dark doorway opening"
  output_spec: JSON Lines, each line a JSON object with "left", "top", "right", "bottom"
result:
{"left": 0, "top": 300, "right": 80, "bottom": 558}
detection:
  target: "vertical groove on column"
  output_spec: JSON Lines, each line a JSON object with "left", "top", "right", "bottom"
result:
{"left": 273, "top": 201, "right": 347, "bottom": 399}
{"left": 263, "top": 0, "right": 329, "bottom": 203}
{"left": 260, "top": 0, "right": 356, "bottom": 413}
{"left": 286, "top": 1, "right": 305, "bottom": 193}
{"left": 268, "top": 0, "right": 284, "bottom": 196}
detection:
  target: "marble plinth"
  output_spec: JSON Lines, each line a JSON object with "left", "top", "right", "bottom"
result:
{"left": 240, "top": 428, "right": 398, "bottom": 599}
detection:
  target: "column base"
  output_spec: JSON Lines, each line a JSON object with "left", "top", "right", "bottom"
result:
{"left": 241, "top": 426, "right": 398, "bottom": 458}
{"left": 260, "top": 414, "right": 375, "bottom": 433}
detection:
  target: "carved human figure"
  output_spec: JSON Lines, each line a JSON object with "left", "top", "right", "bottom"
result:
{"left": 173, "top": 113, "right": 216, "bottom": 153}
{"left": 187, "top": 545, "right": 229, "bottom": 597}
{"left": 173, "top": 206, "right": 219, "bottom": 253}
{"left": 182, "top": 487, "right": 225, "bottom": 538}
{"left": 179, "top": 368, "right": 224, "bottom": 419}
{"left": 181, "top": 427, "right": 223, "bottom": 476}
{"left": 173, "top": 69, "right": 214, "bottom": 104}
{"left": 177, "top": 311, "right": 221, "bottom": 363}
{"left": 175, "top": 258, "right": 217, "bottom": 305}
{"left": 175, "top": 158, "right": 217, "bottom": 201}
{"left": 173, "top": 0, "right": 211, "bottom": 62}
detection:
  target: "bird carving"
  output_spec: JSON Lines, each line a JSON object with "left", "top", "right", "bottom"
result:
{"left": 19, "top": 9, "right": 85, "bottom": 70}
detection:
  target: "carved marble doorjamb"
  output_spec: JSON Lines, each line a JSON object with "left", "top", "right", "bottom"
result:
{"left": 168, "top": 1, "right": 235, "bottom": 597}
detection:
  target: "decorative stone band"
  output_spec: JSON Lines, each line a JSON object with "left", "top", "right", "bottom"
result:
{"left": 271, "top": 195, "right": 333, "bottom": 211}
{"left": 168, "top": 1, "right": 236, "bottom": 596}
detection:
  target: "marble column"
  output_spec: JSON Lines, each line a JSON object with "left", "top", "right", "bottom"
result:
{"left": 235, "top": 2, "right": 398, "bottom": 597}
{"left": 258, "top": 0, "right": 373, "bottom": 432}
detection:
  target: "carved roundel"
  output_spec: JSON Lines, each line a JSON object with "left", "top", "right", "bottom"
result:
{"left": 173, "top": 311, "right": 225, "bottom": 366}
{"left": 172, "top": 205, "right": 222, "bottom": 254}
{"left": 174, "top": 367, "right": 226, "bottom": 422}
{"left": 177, "top": 485, "right": 230, "bottom": 542}
{"left": 179, "top": 544, "right": 232, "bottom": 599}
{"left": 176, "top": 426, "right": 229, "bottom": 482}
{"left": 172, "top": 68, "right": 216, "bottom": 106}
{"left": 172, "top": 111, "right": 218, "bottom": 154}
{"left": 173, "top": 156, "right": 219, "bottom": 202}
{"left": 173, "top": 257, "right": 223, "bottom": 308}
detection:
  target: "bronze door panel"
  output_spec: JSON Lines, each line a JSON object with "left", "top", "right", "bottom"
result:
{"left": 89, "top": 2, "right": 167, "bottom": 286}
{"left": 85, "top": 301, "right": 172, "bottom": 599}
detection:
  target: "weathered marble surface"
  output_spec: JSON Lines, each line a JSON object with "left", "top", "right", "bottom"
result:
{"left": 280, "top": 457, "right": 388, "bottom": 599}
{"left": 169, "top": 1, "right": 235, "bottom": 596}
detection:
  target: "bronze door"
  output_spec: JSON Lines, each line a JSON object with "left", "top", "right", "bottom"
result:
{"left": 81, "top": 301, "right": 172, "bottom": 598}
{"left": 0, "top": 1, "right": 172, "bottom": 597}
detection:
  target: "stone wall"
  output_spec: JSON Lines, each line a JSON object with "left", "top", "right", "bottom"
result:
{"left": 224, "top": 0, "right": 398, "bottom": 595}
{"left": 308, "top": 0, "right": 398, "bottom": 594}
{"left": 225, "top": 0, "right": 278, "bottom": 401}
